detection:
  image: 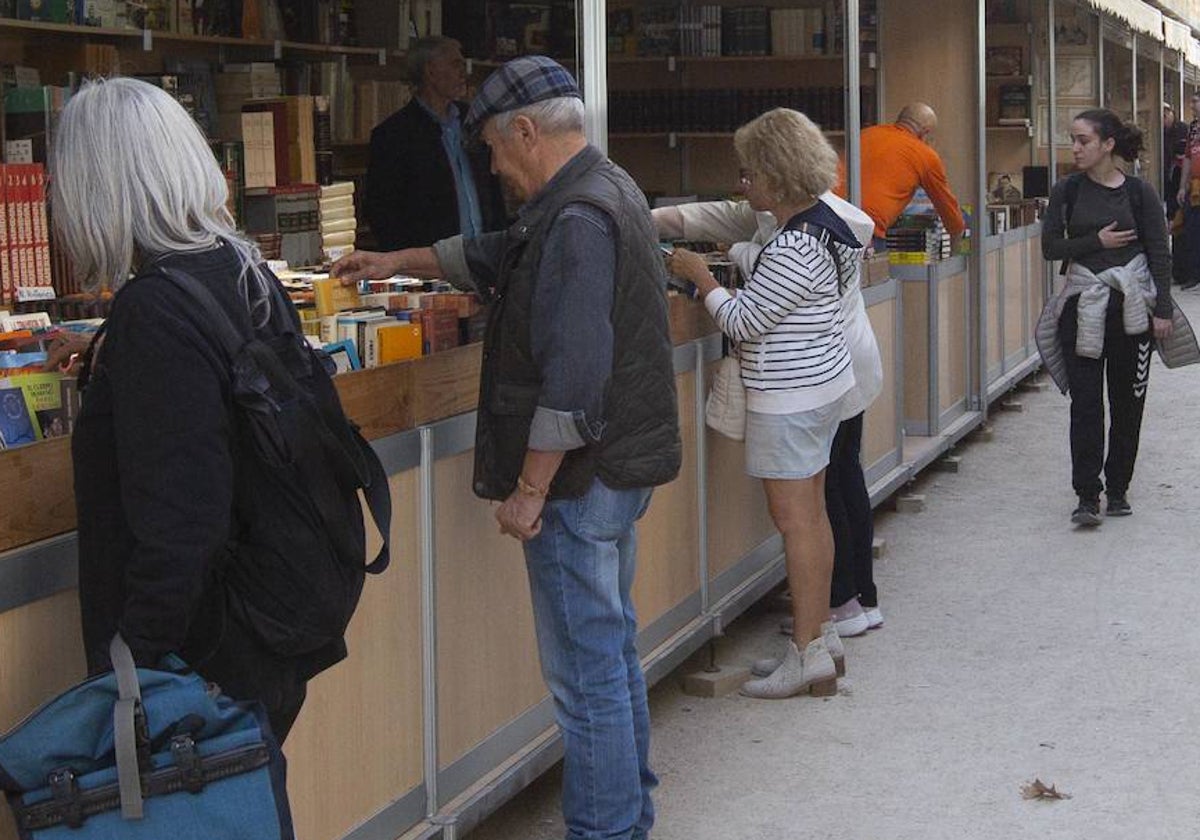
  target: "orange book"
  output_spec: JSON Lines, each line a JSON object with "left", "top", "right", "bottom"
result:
{"left": 377, "top": 322, "right": 423, "bottom": 363}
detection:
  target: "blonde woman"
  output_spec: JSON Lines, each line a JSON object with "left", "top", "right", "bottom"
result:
{"left": 667, "top": 108, "right": 861, "bottom": 698}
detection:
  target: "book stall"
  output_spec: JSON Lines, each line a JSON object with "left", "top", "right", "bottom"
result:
{"left": 2, "top": 2, "right": 1199, "bottom": 840}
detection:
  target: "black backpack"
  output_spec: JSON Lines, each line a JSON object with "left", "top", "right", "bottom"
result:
{"left": 160, "top": 268, "right": 391, "bottom": 669}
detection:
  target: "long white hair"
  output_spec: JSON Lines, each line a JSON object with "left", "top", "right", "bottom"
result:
{"left": 50, "top": 77, "right": 271, "bottom": 322}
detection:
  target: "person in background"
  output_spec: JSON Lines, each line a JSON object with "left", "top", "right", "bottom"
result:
{"left": 365, "top": 36, "right": 506, "bottom": 250}
{"left": 847, "top": 102, "right": 966, "bottom": 251}
{"left": 1039, "top": 109, "right": 1198, "bottom": 527}
{"left": 991, "top": 173, "right": 1022, "bottom": 203}
{"left": 1162, "top": 103, "right": 1189, "bottom": 285}
{"left": 1174, "top": 92, "right": 1200, "bottom": 290}
{"left": 334, "top": 56, "right": 681, "bottom": 840}
{"left": 653, "top": 190, "right": 885, "bottom": 645}
{"left": 665, "top": 108, "right": 860, "bottom": 699}
{"left": 53, "top": 78, "right": 317, "bottom": 741}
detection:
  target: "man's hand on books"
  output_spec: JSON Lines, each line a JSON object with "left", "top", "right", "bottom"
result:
{"left": 330, "top": 250, "right": 405, "bottom": 285}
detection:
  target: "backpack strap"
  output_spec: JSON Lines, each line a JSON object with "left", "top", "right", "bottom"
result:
{"left": 158, "top": 268, "right": 390, "bottom": 575}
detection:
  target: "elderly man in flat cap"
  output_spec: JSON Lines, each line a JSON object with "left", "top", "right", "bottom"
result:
{"left": 333, "top": 56, "right": 680, "bottom": 840}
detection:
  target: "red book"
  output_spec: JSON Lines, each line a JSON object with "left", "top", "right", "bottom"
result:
{"left": 30, "top": 165, "right": 52, "bottom": 290}
{"left": 0, "top": 163, "right": 10, "bottom": 306}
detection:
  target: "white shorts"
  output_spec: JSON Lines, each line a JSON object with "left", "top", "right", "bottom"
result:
{"left": 744, "top": 401, "right": 843, "bottom": 480}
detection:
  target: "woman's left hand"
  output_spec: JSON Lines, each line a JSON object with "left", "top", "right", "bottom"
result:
{"left": 1153, "top": 316, "right": 1173, "bottom": 341}
{"left": 667, "top": 248, "right": 719, "bottom": 297}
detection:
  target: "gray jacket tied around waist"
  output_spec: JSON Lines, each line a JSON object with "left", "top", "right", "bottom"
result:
{"left": 1036, "top": 253, "right": 1200, "bottom": 394}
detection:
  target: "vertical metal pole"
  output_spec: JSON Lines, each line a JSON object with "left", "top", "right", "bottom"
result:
{"left": 419, "top": 426, "right": 439, "bottom": 817}
{"left": 972, "top": 0, "right": 986, "bottom": 414}
{"left": 1159, "top": 44, "right": 1166, "bottom": 195}
{"left": 693, "top": 343, "right": 709, "bottom": 614}
{"left": 1048, "top": 0, "right": 1058, "bottom": 188}
{"left": 1098, "top": 20, "right": 1105, "bottom": 107}
{"left": 1180, "top": 53, "right": 1186, "bottom": 113}
{"left": 1132, "top": 33, "right": 1139, "bottom": 132}
{"left": 581, "top": 0, "right": 607, "bottom": 155}
{"left": 847, "top": 0, "right": 862, "bottom": 205}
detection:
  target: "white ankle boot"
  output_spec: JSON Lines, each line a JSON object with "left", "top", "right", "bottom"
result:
{"left": 740, "top": 636, "right": 838, "bottom": 699}
{"left": 752, "top": 621, "right": 844, "bottom": 677}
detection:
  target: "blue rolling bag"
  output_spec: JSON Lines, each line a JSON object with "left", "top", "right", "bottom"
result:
{"left": 0, "top": 635, "right": 294, "bottom": 839}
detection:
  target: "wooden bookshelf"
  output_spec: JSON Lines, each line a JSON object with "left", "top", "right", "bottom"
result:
{"left": 0, "top": 18, "right": 384, "bottom": 58}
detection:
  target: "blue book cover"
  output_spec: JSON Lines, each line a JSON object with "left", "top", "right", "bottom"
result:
{"left": 0, "top": 386, "right": 38, "bottom": 448}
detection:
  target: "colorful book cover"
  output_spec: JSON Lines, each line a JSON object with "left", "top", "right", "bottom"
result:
{"left": 0, "top": 383, "right": 39, "bottom": 447}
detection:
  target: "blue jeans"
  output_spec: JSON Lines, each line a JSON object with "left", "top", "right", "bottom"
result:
{"left": 523, "top": 478, "right": 656, "bottom": 840}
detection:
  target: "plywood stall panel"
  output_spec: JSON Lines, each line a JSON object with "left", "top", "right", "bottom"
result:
{"left": 286, "top": 469, "right": 424, "bottom": 840}
{"left": 0, "top": 592, "right": 85, "bottom": 840}
{"left": 704, "top": 352, "right": 775, "bottom": 580}
{"left": 632, "top": 373, "right": 701, "bottom": 630}
{"left": 901, "top": 280, "right": 931, "bottom": 428}
{"left": 863, "top": 296, "right": 899, "bottom": 470}
{"left": 986, "top": 249, "right": 1003, "bottom": 371}
{"left": 879, "top": 0, "right": 978, "bottom": 201}
{"left": 0, "top": 437, "right": 76, "bottom": 553}
{"left": 1003, "top": 240, "right": 1027, "bottom": 358}
{"left": 434, "top": 451, "right": 544, "bottom": 770}
{"left": 937, "top": 270, "right": 970, "bottom": 413}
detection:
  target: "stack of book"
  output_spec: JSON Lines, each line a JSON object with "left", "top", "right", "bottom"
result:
{"left": 885, "top": 217, "right": 947, "bottom": 266}
{"left": 0, "top": 314, "right": 94, "bottom": 448}
{"left": 318, "top": 181, "right": 357, "bottom": 263}
{"left": 244, "top": 185, "right": 321, "bottom": 267}
{"left": 769, "top": 7, "right": 827, "bottom": 56}
{"left": 215, "top": 63, "right": 282, "bottom": 141}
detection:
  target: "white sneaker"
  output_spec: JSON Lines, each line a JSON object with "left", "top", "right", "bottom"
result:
{"left": 829, "top": 597, "right": 870, "bottom": 637}
{"left": 864, "top": 606, "right": 884, "bottom": 629}
{"left": 740, "top": 637, "right": 837, "bottom": 699}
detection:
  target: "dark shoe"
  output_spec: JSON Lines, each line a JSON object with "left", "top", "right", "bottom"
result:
{"left": 1071, "top": 497, "right": 1102, "bottom": 526}
{"left": 1106, "top": 495, "right": 1132, "bottom": 516}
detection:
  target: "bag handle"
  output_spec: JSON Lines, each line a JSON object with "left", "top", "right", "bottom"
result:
{"left": 109, "top": 634, "right": 145, "bottom": 820}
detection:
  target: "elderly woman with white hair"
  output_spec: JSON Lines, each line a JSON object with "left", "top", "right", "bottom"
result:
{"left": 54, "top": 77, "right": 315, "bottom": 741}
{"left": 666, "top": 108, "right": 862, "bottom": 699}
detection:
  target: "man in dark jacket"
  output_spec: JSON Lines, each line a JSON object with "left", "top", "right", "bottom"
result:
{"left": 333, "top": 56, "right": 681, "bottom": 840}
{"left": 364, "top": 37, "right": 506, "bottom": 250}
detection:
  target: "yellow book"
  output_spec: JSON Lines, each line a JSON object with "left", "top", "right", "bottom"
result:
{"left": 378, "top": 323, "right": 423, "bottom": 363}
{"left": 311, "top": 276, "right": 361, "bottom": 316}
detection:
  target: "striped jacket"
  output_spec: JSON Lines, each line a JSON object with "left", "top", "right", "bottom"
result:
{"left": 703, "top": 217, "right": 857, "bottom": 413}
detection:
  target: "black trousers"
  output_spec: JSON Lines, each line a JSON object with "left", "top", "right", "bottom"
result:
{"left": 826, "top": 413, "right": 877, "bottom": 608}
{"left": 1058, "top": 294, "right": 1152, "bottom": 501}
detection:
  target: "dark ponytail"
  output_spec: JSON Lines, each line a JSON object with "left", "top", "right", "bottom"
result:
{"left": 1075, "top": 108, "right": 1145, "bottom": 161}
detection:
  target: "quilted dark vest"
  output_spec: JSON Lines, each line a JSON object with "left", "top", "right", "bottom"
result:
{"left": 471, "top": 146, "right": 681, "bottom": 501}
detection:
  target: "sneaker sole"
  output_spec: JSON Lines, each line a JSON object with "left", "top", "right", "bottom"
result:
{"left": 1071, "top": 511, "right": 1102, "bottom": 526}
{"left": 1106, "top": 508, "right": 1133, "bottom": 517}
{"left": 834, "top": 613, "right": 870, "bottom": 637}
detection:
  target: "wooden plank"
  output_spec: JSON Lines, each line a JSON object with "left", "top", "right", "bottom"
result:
{"left": 863, "top": 297, "right": 898, "bottom": 468}
{"left": 1004, "top": 240, "right": 1025, "bottom": 356}
{"left": 938, "top": 269, "right": 970, "bottom": 413}
{"left": 902, "top": 279, "right": 931, "bottom": 428}
{"left": 0, "top": 437, "right": 76, "bottom": 554}
{"left": 334, "top": 357, "right": 416, "bottom": 440}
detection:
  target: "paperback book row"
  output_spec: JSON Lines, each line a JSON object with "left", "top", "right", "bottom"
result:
{"left": 611, "top": 3, "right": 846, "bottom": 58}
{"left": 284, "top": 273, "right": 485, "bottom": 371}
{"left": 0, "top": 310, "right": 95, "bottom": 449}
{"left": 243, "top": 181, "right": 357, "bottom": 268}
{"left": 609, "top": 87, "right": 876, "bottom": 135}
{"left": 0, "top": 164, "right": 53, "bottom": 309}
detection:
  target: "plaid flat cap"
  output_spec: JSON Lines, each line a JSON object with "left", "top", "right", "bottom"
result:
{"left": 464, "top": 55, "right": 581, "bottom": 133}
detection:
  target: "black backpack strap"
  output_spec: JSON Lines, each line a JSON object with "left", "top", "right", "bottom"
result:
{"left": 158, "top": 267, "right": 390, "bottom": 575}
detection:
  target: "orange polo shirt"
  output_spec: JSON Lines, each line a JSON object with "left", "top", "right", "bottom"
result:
{"left": 847, "top": 123, "right": 966, "bottom": 240}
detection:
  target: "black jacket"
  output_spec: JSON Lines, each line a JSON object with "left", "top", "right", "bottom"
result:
{"left": 365, "top": 98, "right": 506, "bottom": 250}
{"left": 470, "top": 146, "right": 682, "bottom": 500}
{"left": 73, "top": 244, "right": 315, "bottom": 673}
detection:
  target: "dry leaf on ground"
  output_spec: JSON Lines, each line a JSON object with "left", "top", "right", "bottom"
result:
{"left": 1020, "top": 778, "right": 1071, "bottom": 800}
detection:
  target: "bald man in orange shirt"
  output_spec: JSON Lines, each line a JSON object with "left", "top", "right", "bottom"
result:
{"left": 852, "top": 102, "right": 966, "bottom": 250}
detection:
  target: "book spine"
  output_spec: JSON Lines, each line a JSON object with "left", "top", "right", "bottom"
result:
{"left": 0, "top": 163, "right": 9, "bottom": 307}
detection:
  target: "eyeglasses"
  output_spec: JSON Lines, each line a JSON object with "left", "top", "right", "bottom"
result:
{"left": 738, "top": 169, "right": 755, "bottom": 187}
